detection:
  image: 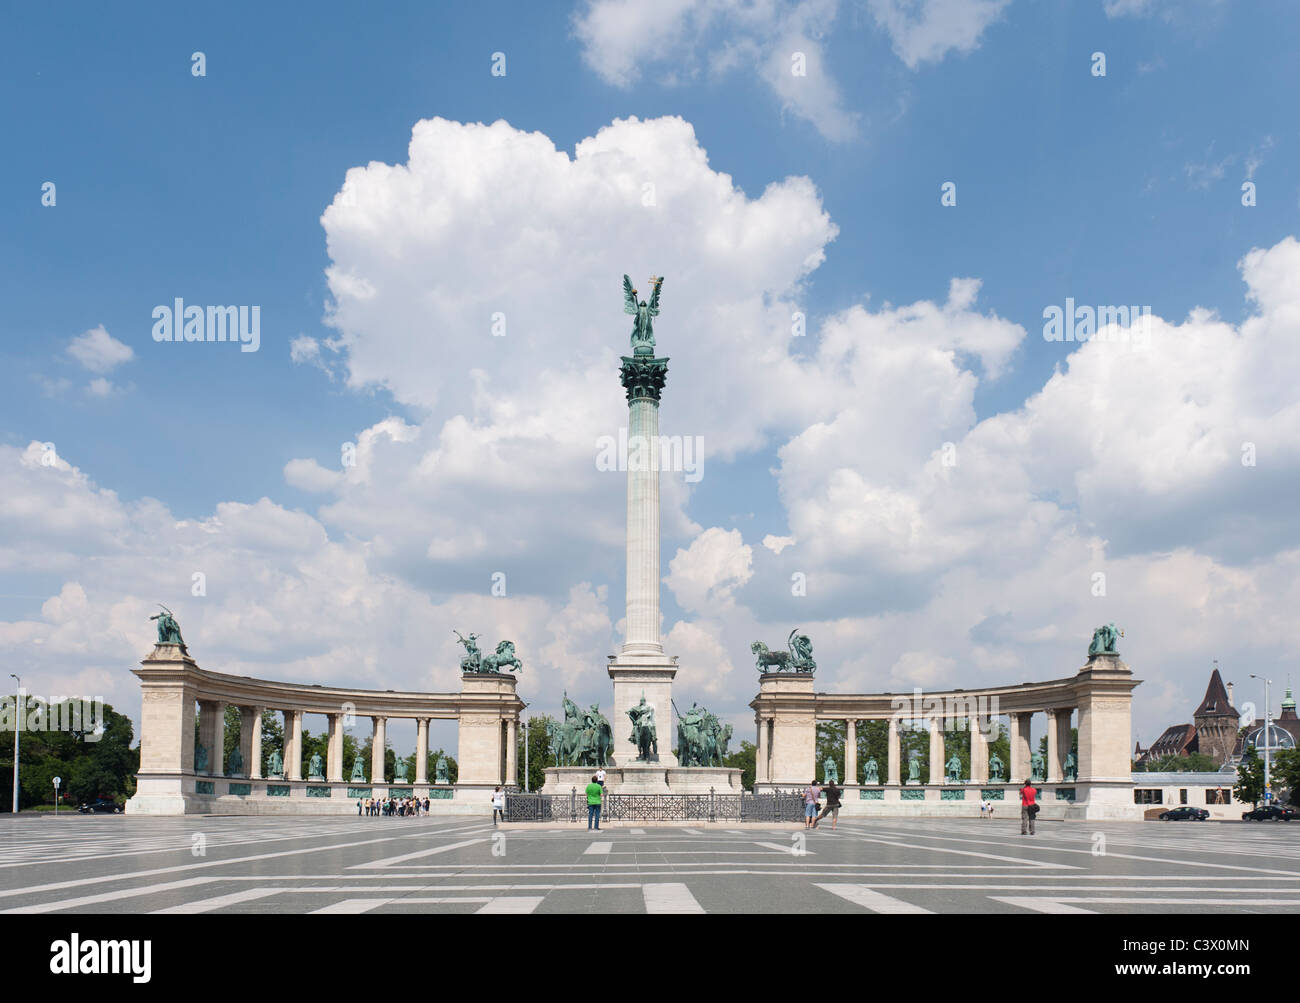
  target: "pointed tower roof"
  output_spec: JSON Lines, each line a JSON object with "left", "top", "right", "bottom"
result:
{"left": 1194, "top": 667, "right": 1238, "bottom": 718}
{"left": 1280, "top": 684, "right": 1296, "bottom": 721}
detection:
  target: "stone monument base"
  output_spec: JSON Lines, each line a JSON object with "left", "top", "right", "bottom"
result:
{"left": 541, "top": 764, "right": 742, "bottom": 795}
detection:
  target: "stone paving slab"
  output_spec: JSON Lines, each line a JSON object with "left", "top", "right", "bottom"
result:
{"left": 0, "top": 815, "right": 1297, "bottom": 914}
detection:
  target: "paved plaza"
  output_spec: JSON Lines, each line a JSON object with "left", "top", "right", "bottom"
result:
{"left": 1, "top": 815, "right": 1298, "bottom": 914}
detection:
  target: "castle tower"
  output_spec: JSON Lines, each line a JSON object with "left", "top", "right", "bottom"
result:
{"left": 1192, "top": 666, "right": 1239, "bottom": 766}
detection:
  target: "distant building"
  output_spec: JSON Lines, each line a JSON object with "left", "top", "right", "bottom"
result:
{"left": 1137, "top": 667, "right": 1239, "bottom": 768}
{"left": 1234, "top": 685, "right": 1299, "bottom": 759}
{"left": 1191, "top": 668, "right": 1240, "bottom": 766}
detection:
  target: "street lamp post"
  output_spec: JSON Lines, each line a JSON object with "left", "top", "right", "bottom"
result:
{"left": 1250, "top": 673, "right": 1272, "bottom": 802}
{"left": 521, "top": 701, "right": 530, "bottom": 793}
{"left": 9, "top": 674, "right": 19, "bottom": 815}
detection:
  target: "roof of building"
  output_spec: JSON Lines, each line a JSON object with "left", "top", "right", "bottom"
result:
{"left": 1143, "top": 723, "right": 1197, "bottom": 760}
{"left": 1194, "top": 668, "right": 1238, "bottom": 719}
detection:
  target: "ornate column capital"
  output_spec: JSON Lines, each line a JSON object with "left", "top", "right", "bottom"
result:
{"left": 619, "top": 356, "right": 669, "bottom": 402}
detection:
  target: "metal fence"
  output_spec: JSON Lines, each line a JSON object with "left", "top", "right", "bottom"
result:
{"left": 504, "top": 789, "right": 805, "bottom": 823}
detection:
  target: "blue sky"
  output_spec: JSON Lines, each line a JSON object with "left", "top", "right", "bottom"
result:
{"left": 3, "top": 0, "right": 1298, "bottom": 749}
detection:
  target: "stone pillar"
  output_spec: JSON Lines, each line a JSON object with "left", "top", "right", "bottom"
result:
{"left": 755, "top": 714, "right": 768, "bottom": 785}
{"left": 286, "top": 709, "right": 303, "bottom": 781}
{"left": 1010, "top": 712, "right": 1032, "bottom": 784}
{"left": 127, "top": 644, "right": 199, "bottom": 815}
{"left": 970, "top": 715, "right": 989, "bottom": 783}
{"left": 248, "top": 708, "right": 263, "bottom": 780}
{"left": 887, "top": 717, "right": 900, "bottom": 785}
{"left": 844, "top": 720, "right": 857, "bottom": 786}
{"left": 506, "top": 718, "right": 518, "bottom": 787}
{"left": 1056, "top": 709, "right": 1073, "bottom": 780}
{"left": 327, "top": 713, "right": 344, "bottom": 782}
{"left": 624, "top": 384, "right": 664, "bottom": 655}
{"left": 236, "top": 707, "right": 255, "bottom": 777}
{"left": 928, "top": 718, "right": 945, "bottom": 784}
{"left": 198, "top": 700, "right": 225, "bottom": 776}
{"left": 415, "top": 718, "right": 429, "bottom": 784}
{"left": 371, "top": 716, "right": 387, "bottom": 784}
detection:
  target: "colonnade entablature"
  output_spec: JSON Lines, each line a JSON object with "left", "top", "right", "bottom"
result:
{"left": 750, "top": 652, "right": 1140, "bottom": 820}
{"left": 128, "top": 642, "right": 524, "bottom": 815}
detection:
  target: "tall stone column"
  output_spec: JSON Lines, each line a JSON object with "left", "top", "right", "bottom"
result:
{"left": 755, "top": 715, "right": 767, "bottom": 784}
{"left": 887, "top": 717, "right": 900, "bottom": 785}
{"left": 1055, "top": 709, "right": 1073, "bottom": 781}
{"left": 327, "top": 713, "right": 344, "bottom": 782}
{"left": 286, "top": 709, "right": 303, "bottom": 781}
{"left": 844, "top": 720, "right": 857, "bottom": 787}
{"left": 970, "top": 715, "right": 988, "bottom": 783}
{"left": 928, "top": 718, "right": 945, "bottom": 784}
{"left": 371, "top": 716, "right": 387, "bottom": 784}
{"left": 1046, "top": 709, "right": 1060, "bottom": 783}
{"left": 236, "top": 706, "right": 255, "bottom": 778}
{"left": 608, "top": 350, "right": 677, "bottom": 771}
{"left": 415, "top": 718, "right": 429, "bottom": 784}
{"left": 1010, "top": 712, "right": 1032, "bottom": 783}
{"left": 198, "top": 700, "right": 225, "bottom": 776}
{"left": 248, "top": 708, "right": 263, "bottom": 780}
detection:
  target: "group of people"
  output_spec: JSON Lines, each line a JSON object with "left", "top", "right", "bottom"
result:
{"left": 802, "top": 778, "right": 1040, "bottom": 833}
{"left": 358, "top": 795, "right": 429, "bottom": 817}
{"left": 802, "top": 779, "right": 843, "bottom": 829}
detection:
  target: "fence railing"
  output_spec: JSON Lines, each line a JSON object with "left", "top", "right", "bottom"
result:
{"left": 504, "top": 789, "right": 805, "bottom": 823}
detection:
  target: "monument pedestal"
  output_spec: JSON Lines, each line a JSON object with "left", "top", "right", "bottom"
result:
{"left": 541, "top": 763, "right": 743, "bottom": 795}
{"left": 608, "top": 650, "right": 678, "bottom": 768}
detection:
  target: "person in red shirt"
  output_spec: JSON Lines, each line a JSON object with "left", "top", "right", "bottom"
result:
{"left": 1020, "top": 780, "right": 1038, "bottom": 835}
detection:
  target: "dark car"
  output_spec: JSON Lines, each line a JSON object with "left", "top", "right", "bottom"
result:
{"left": 1241, "top": 805, "right": 1296, "bottom": 822}
{"left": 1159, "top": 806, "right": 1210, "bottom": 821}
{"left": 77, "top": 798, "right": 122, "bottom": 814}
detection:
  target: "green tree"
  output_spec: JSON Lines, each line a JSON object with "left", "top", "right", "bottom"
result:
{"left": 1234, "top": 746, "right": 1265, "bottom": 806}
{"left": 723, "top": 740, "right": 756, "bottom": 791}
{"left": 1273, "top": 748, "right": 1300, "bottom": 805}
{"left": 516, "top": 714, "right": 556, "bottom": 791}
{"left": 1, "top": 698, "right": 136, "bottom": 809}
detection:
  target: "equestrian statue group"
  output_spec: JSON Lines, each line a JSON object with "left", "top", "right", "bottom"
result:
{"left": 548, "top": 694, "right": 614, "bottom": 767}
{"left": 674, "top": 701, "right": 732, "bottom": 767}
{"left": 455, "top": 630, "right": 523, "bottom": 675}
{"left": 751, "top": 629, "right": 817, "bottom": 674}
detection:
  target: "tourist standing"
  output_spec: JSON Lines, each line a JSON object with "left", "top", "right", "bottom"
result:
{"left": 1020, "top": 780, "right": 1037, "bottom": 835}
{"left": 803, "top": 779, "right": 821, "bottom": 828}
{"left": 813, "top": 780, "right": 841, "bottom": 830}
{"left": 595, "top": 767, "right": 606, "bottom": 788}
{"left": 586, "top": 775, "right": 603, "bottom": 830}
{"left": 357, "top": 798, "right": 363, "bottom": 816}
{"left": 492, "top": 785, "right": 506, "bottom": 826}
{"left": 980, "top": 798, "right": 990, "bottom": 821}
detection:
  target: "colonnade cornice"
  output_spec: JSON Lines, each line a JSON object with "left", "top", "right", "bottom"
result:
{"left": 132, "top": 660, "right": 523, "bottom": 719}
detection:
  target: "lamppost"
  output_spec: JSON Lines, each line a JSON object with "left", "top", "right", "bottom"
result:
{"left": 9, "top": 674, "right": 20, "bottom": 815}
{"left": 521, "top": 701, "right": 530, "bottom": 793}
{"left": 1250, "top": 673, "right": 1272, "bottom": 802}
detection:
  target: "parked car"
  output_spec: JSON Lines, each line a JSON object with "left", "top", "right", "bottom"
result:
{"left": 1158, "top": 806, "right": 1209, "bottom": 821}
{"left": 77, "top": 799, "right": 122, "bottom": 814}
{"left": 1241, "top": 805, "right": 1296, "bottom": 822}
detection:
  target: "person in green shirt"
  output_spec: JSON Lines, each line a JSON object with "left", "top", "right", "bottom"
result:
{"left": 586, "top": 775, "right": 603, "bottom": 830}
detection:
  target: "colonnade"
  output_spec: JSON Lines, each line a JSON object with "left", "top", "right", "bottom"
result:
{"left": 129, "top": 641, "right": 523, "bottom": 814}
